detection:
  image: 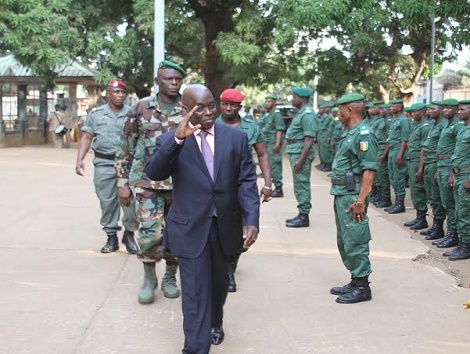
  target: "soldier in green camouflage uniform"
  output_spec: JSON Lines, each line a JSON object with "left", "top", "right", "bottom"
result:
{"left": 329, "top": 93, "right": 378, "bottom": 304}
{"left": 115, "top": 61, "right": 186, "bottom": 304}
{"left": 285, "top": 87, "right": 317, "bottom": 228}
{"left": 366, "top": 102, "right": 383, "bottom": 201}
{"left": 317, "top": 103, "right": 334, "bottom": 172}
{"left": 381, "top": 99, "right": 411, "bottom": 214}
{"left": 76, "top": 80, "right": 139, "bottom": 254}
{"left": 444, "top": 100, "right": 470, "bottom": 260}
{"left": 403, "top": 103, "right": 431, "bottom": 230}
{"left": 330, "top": 107, "right": 343, "bottom": 155}
{"left": 433, "top": 99, "right": 465, "bottom": 248}
{"left": 262, "top": 95, "right": 285, "bottom": 197}
{"left": 417, "top": 101, "right": 447, "bottom": 240}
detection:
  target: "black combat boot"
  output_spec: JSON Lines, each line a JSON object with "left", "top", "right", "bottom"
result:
{"left": 409, "top": 213, "right": 428, "bottom": 230}
{"left": 330, "top": 277, "right": 355, "bottom": 295}
{"left": 388, "top": 199, "right": 405, "bottom": 214}
{"left": 272, "top": 187, "right": 284, "bottom": 198}
{"left": 369, "top": 186, "right": 378, "bottom": 199}
{"left": 375, "top": 198, "right": 392, "bottom": 208}
{"left": 315, "top": 162, "right": 326, "bottom": 170}
{"left": 435, "top": 231, "right": 459, "bottom": 248}
{"left": 404, "top": 213, "right": 420, "bottom": 227}
{"left": 286, "top": 213, "right": 309, "bottom": 228}
{"left": 335, "top": 276, "right": 372, "bottom": 304}
{"left": 448, "top": 242, "right": 470, "bottom": 261}
{"left": 370, "top": 188, "right": 381, "bottom": 204}
{"left": 425, "top": 219, "right": 445, "bottom": 240}
{"left": 101, "top": 233, "right": 119, "bottom": 253}
{"left": 122, "top": 230, "right": 138, "bottom": 254}
{"left": 322, "top": 163, "right": 332, "bottom": 172}
{"left": 420, "top": 219, "right": 437, "bottom": 236}
{"left": 384, "top": 200, "right": 398, "bottom": 212}
{"left": 138, "top": 262, "right": 158, "bottom": 304}
{"left": 286, "top": 214, "right": 300, "bottom": 223}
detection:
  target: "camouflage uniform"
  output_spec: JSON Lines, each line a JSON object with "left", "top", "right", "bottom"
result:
{"left": 262, "top": 108, "right": 285, "bottom": 190}
{"left": 116, "top": 95, "right": 183, "bottom": 263}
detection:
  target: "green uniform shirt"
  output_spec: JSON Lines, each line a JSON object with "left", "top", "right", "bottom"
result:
{"left": 373, "top": 117, "right": 390, "bottom": 145}
{"left": 330, "top": 120, "right": 378, "bottom": 195}
{"left": 450, "top": 124, "right": 470, "bottom": 170}
{"left": 367, "top": 115, "right": 379, "bottom": 132}
{"left": 216, "top": 115, "right": 263, "bottom": 148}
{"left": 436, "top": 117, "right": 465, "bottom": 168}
{"left": 256, "top": 113, "right": 267, "bottom": 130}
{"left": 261, "top": 109, "right": 285, "bottom": 142}
{"left": 407, "top": 118, "right": 431, "bottom": 159}
{"left": 115, "top": 95, "right": 184, "bottom": 189}
{"left": 82, "top": 103, "right": 130, "bottom": 155}
{"left": 285, "top": 104, "right": 317, "bottom": 154}
{"left": 331, "top": 118, "right": 344, "bottom": 144}
{"left": 386, "top": 113, "right": 411, "bottom": 149}
{"left": 422, "top": 118, "right": 448, "bottom": 163}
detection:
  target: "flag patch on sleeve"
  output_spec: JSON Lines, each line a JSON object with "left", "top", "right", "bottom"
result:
{"left": 360, "top": 141, "right": 369, "bottom": 151}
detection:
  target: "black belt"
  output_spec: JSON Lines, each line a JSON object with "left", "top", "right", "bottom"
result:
{"left": 331, "top": 176, "right": 361, "bottom": 185}
{"left": 452, "top": 166, "right": 470, "bottom": 174}
{"left": 378, "top": 143, "right": 387, "bottom": 149}
{"left": 286, "top": 139, "right": 304, "bottom": 144}
{"left": 438, "top": 154, "right": 452, "bottom": 160}
{"left": 94, "top": 151, "right": 116, "bottom": 160}
{"left": 423, "top": 151, "right": 437, "bottom": 157}
{"left": 408, "top": 152, "right": 421, "bottom": 158}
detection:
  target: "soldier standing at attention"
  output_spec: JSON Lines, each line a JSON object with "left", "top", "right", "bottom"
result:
{"left": 330, "top": 107, "right": 343, "bottom": 155}
{"left": 217, "top": 88, "right": 272, "bottom": 292}
{"left": 329, "top": 93, "right": 378, "bottom": 304}
{"left": 262, "top": 95, "right": 285, "bottom": 197}
{"left": 75, "top": 80, "right": 139, "bottom": 254}
{"left": 417, "top": 101, "right": 447, "bottom": 241}
{"left": 433, "top": 99, "right": 465, "bottom": 249}
{"left": 444, "top": 100, "right": 470, "bottom": 260}
{"left": 366, "top": 102, "right": 383, "bottom": 201}
{"left": 285, "top": 87, "right": 317, "bottom": 228}
{"left": 317, "top": 103, "right": 334, "bottom": 172}
{"left": 380, "top": 99, "right": 411, "bottom": 214}
{"left": 403, "top": 103, "right": 431, "bottom": 230}
{"left": 115, "top": 61, "right": 186, "bottom": 303}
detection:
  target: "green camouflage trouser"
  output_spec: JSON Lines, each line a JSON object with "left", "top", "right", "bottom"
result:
{"left": 388, "top": 149, "right": 408, "bottom": 200}
{"left": 376, "top": 148, "right": 391, "bottom": 200}
{"left": 407, "top": 159, "right": 428, "bottom": 214}
{"left": 134, "top": 187, "right": 178, "bottom": 265}
{"left": 437, "top": 167, "right": 457, "bottom": 232}
{"left": 423, "top": 162, "right": 446, "bottom": 220}
{"left": 93, "top": 162, "right": 139, "bottom": 235}
{"left": 266, "top": 140, "right": 283, "bottom": 189}
{"left": 454, "top": 173, "right": 470, "bottom": 243}
{"left": 288, "top": 153, "right": 313, "bottom": 214}
{"left": 334, "top": 194, "right": 372, "bottom": 278}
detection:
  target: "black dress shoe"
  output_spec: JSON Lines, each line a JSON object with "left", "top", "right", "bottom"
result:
{"left": 211, "top": 326, "right": 224, "bottom": 345}
{"left": 227, "top": 270, "right": 237, "bottom": 292}
{"left": 101, "top": 234, "right": 119, "bottom": 253}
{"left": 272, "top": 188, "right": 283, "bottom": 198}
{"left": 286, "top": 213, "right": 309, "bottom": 228}
{"left": 122, "top": 230, "right": 138, "bottom": 254}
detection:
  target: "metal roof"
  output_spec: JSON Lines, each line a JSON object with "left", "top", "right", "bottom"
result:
{"left": 0, "top": 54, "right": 97, "bottom": 78}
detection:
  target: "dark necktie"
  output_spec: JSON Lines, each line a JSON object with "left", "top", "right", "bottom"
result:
{"left": 198, "top": 130, "right": 214, "bottom": 180}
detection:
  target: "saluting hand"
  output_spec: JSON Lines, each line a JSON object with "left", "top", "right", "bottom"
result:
{"left": 175, "top": 106, "right": 200, "bottom": 139}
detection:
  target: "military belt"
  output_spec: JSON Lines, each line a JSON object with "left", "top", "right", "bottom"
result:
{"left": 438, "top": 154, "right": 452, "bottom": 160}
{"left": 286, "top": 139, "right": 304, "bottom": 144}
{"left": 94, "top": 151, "right": 116, "bottom": 160}
{"left": 263, "top": 133, "right": 275, "bottom": 136}
{"left": 451, "top": 166, "right": 470, "bottom": 174}
{"left": 378, "top": 143, "right": 387, "bottom": 149}
{"left": 331, "top": 176, "right": 361, "bottom": 185}
{"left": 408, "top": 152, "right": 421, "bottom": 158}
{"left": 423, "top": 151, "right": 437, "bottom": 157}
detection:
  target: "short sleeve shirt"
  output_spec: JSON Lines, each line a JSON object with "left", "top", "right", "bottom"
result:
{"left": 437, "top": 117, "right": 465, "bottom": 167}
{"left": 216, "top": 115, "right": 263, "bottom": 148}
{"left": 407, "top": 118, "right": 431, "bottom": 158}
{"left": 450, "top": 125, "right": 470, "bottom": 171}
{"left": 422, "top": 118, "right": 448, "bottom": 163}
{"left": 285, "top": 104, "right": 317, "bottom": 154}
{"left": 386, "top": 113, "right": 411, "bottom": 149}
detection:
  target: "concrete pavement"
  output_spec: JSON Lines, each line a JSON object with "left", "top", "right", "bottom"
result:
{"left": 1, "top": 146, "right": 469, "bottom": 354}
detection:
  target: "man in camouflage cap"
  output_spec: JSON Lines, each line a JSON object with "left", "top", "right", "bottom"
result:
{"left": 115, "top": 60, "right": 186, "bottom": 304}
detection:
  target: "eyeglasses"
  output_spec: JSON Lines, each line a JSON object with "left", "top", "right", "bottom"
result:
{"left": 220, "top": 102, "right": 241, "bottom": 109}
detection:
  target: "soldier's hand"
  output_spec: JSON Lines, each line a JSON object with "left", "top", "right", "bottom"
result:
{"left": 448, "top": 173, "right": 455, "bottom": 188}
{"left": 260, "top": 186, "right": 273, "bottom": 202}
{"left": 415, "top": 170, "right": 423, "bottom": 184}
{"left": 273, "top": 145, "right": 280, "bottom": 154}
{"left": 75, "top": 161, "right": 85, "bottom": 176}
{"left": 464, "top": 178, "right": 470, "bottom": 193}
{"left": 346, "top": 202, "right": 366, "bottom": 223}
{"left": 395, "top": 156, "right": 404, "bottom": 168}
{"left": 118, "top": 186, "right": 133, "bottom": 207}
{"left": 175, "top": 106, "right": 200, "bottom": 140}
{"left": 242, "top": 225, "right": 258, "bottom": 248}
{"left": 293, "top": 160, "right": 302, "bottom": 176}
{"left": 379, "top": 155, "right": 386, "bottom": 164}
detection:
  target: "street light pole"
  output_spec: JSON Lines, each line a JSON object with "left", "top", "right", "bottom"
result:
{"left": 429, "top": 12, "right": 436, "bottom": 103}
{"left": 154, "top": 0, "right": 165, "bottom": 93}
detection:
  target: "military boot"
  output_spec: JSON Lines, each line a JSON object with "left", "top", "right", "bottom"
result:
{"left": 286, "top": 214, "right": 301, "bottom": 223}
{"left": 286, "top": 213, "right": 309, "bottom": 228}
{"left": 272, "top": 187, "right": 284, "bottom": 198}
{"left": 375, "top": 198, "right": 392, "bottom": 208}
{"left": 425, "top": 219, "right": 445, "bottom": 240}
{"left": 388, "top": 199, "right": 405, "bottom": 214}
{"left": 369, "top": 186, "right": 378, "bottom": 199}
{"left": 315, "top": 162, "right": 326, "bottom": 170}
{"left": 121, "top": 230, "right": 138, "bottom": 254}
{"left": 330, "top": 277, "right": 355, "bottom": 295}
{"left": 403, "top": 213, "right": 420, "bottom": 227}
{"left": 448, "top": 242, "right": 470, "bottom": 261}
{"left": 370, "top": 188, "right": 381, "bottom": 204}
{"left": 384, "top": 200, "right": 398, "bottom": 212}
{"left": 100, "top": 233, "right": 119, "bottom": 253}
{"left": 409, "top": 213, "right": 428, "bottom": 230}
{"left": 227, "top": 269, "right": 237, "bottom": 292}
{"left": 420, "top": 219, "right": 437, "bottom": 236}
{"left": 335, "top": 276, "right": 372, "bottom": 304}
{"left": 161, "top": 261, "right": 180, "bottom": 299}
{"left": 435, "top": 231, "right": 459, "bottom": 248}
{"left": 322, "top": 163, "right": 332, "bottom": 172}
{"left": 138, "top": 262, "right": 158, "bottom": 304}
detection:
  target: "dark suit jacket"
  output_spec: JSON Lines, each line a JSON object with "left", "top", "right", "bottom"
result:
{"left": 145, "top": 123, "right": 260, "bottom": 259}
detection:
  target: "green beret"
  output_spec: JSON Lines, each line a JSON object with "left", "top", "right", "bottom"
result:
{"left": 409, "top": 103, "right": 427, "bottom": 111}
{"left": 292, "top": 87, "right": 313, "bottom": 98}
{"left": 373, "top": 101, "right": 385, "bottom": 106}
{"left": 390, "top": 99, "right": 404, "bottom": 104}
{"left": 159, "top": 60, "right": 186, "bottom": 77}
{"left": 380, "top": 103, "right": 392, "bottom": 109}
{"left": 366, "top": 103, "right": 373, "bottom": 108}
{"left": 442, "top": 98, "right": 459, "bottom": 106}
{"left": 337, "top": 93, "right": 365, "bottom": 105}
{"left": 404, "top": 107, "right": 412, "bottom": 112}
{"left": 265, "top": 94, "right": 277, "bottom": 100}
{"left": 330, "top": 107, "right": 339, "bottom": 112}
{"left": 431, "top": 100, "right": 443, "bottom": 106}
{"left": 459, "top": 100, "right": 470, "bottom": 105}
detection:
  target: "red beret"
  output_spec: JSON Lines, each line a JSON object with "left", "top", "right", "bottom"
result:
{"left": 220, "top": 88, "right": 244, "bottom": 103}
{"left": 107, "top": 80, "right": 127, "bottom": 91}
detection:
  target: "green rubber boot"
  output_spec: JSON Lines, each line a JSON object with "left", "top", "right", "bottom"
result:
{"left": 161, "top": 262, "right": 180, "bottom": 299}
{"left": 138, "top": 262, "right": 158, "bottom": 304}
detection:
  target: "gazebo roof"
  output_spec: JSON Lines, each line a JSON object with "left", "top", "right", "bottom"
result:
{"left": 0, "top": 54, "right": 97, "bottom": 85}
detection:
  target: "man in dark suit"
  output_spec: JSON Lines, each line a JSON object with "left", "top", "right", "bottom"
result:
{"left": 145, "top": 84, "right": 260, "bottom": 354}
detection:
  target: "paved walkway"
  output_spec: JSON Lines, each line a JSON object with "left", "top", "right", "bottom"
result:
{"left": 1, "top": 146, "right": 469, "bottom": 354}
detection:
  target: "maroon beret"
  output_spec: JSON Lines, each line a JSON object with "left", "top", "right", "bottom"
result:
{"left": 107, "top": 79, "right": 127, "bottom": 91}
{"left": 220, "top": 88, "right": 245, "bottom": 103}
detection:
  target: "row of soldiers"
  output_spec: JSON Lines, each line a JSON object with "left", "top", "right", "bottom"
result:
{"left": 314, "top": 98, "right": 470, "bottom": 262}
